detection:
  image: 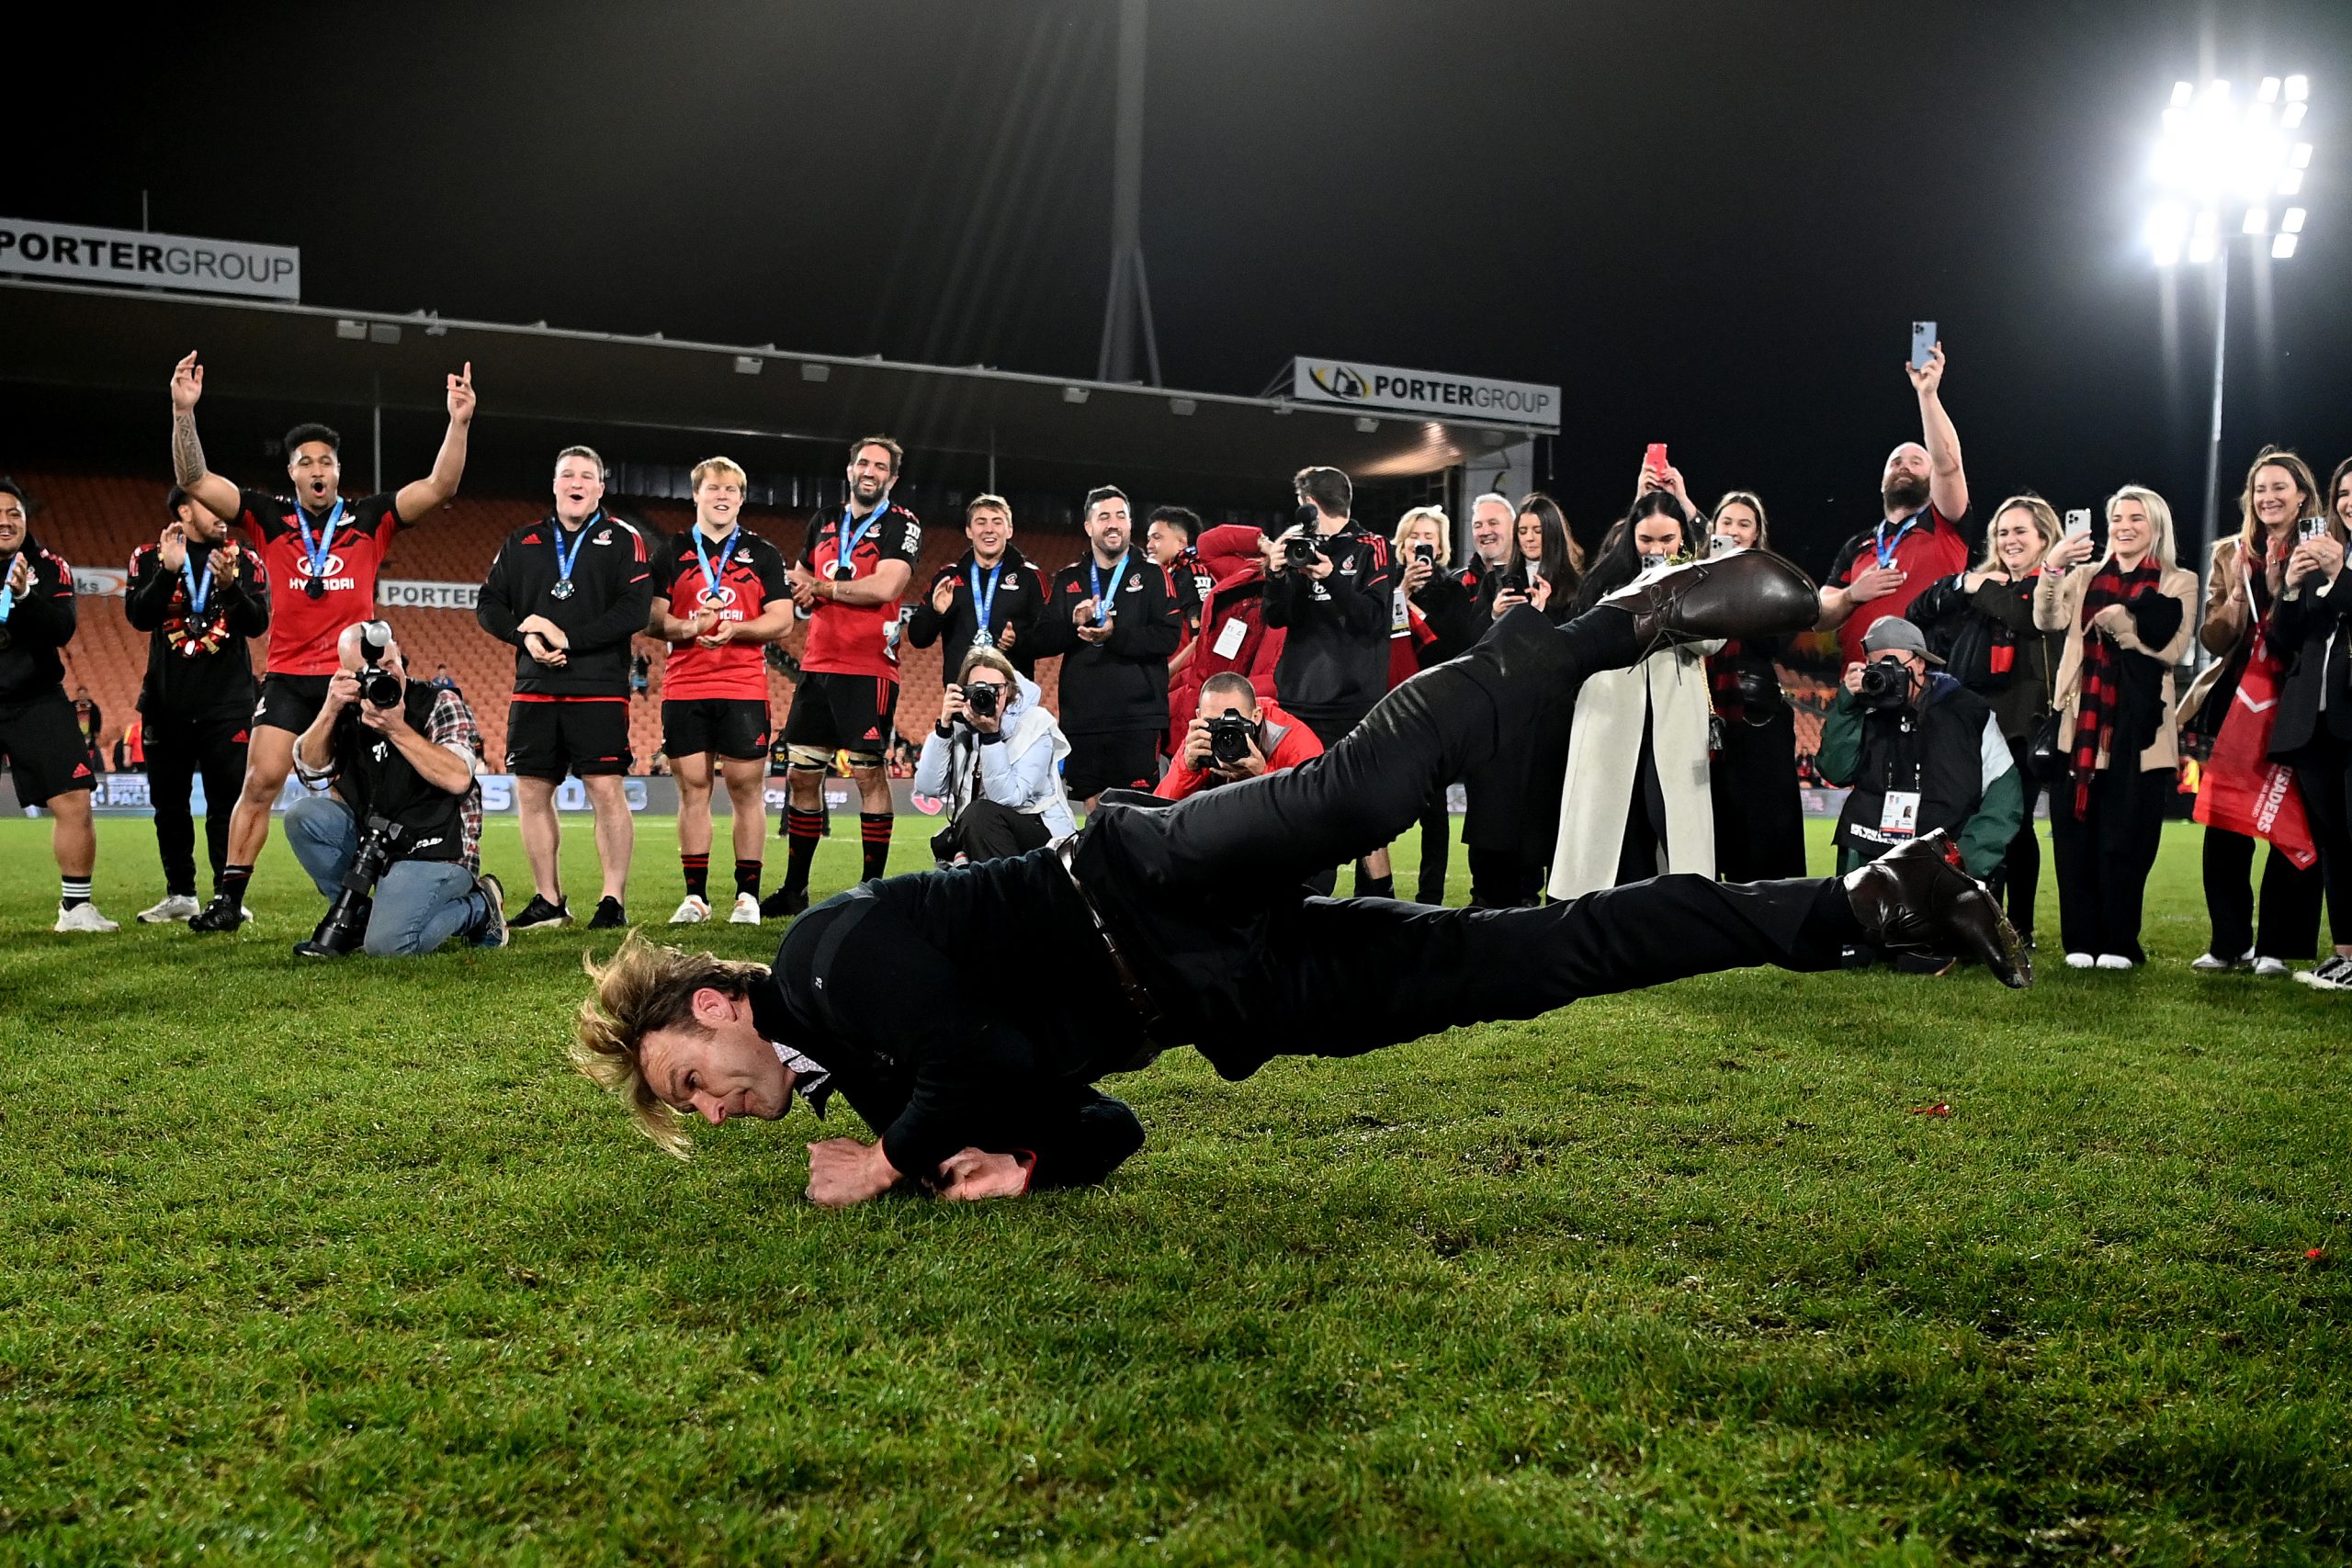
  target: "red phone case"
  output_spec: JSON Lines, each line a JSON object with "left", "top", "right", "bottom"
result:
{"left": 1645, "top": 444, "right": 1668, "bottom": 473}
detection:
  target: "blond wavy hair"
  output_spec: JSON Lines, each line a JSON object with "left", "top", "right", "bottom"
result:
{"left": 573, "top": 931, "right": 771, "bottom": 1159}
{"left": 1975, "top": 493, "right": 2060, "bottom": 574}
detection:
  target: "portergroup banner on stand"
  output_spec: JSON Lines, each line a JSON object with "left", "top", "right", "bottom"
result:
{"left": 0, "top": 217, "right": 300, "bottom": 301}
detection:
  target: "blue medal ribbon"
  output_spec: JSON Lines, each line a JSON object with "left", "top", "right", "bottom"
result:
{"left": 1873, "top": 509, "right": 1925, "bottom": 570}
{"left": 836, "top": 501, "right": 886, "bottom": 574}
{"left": 1088, "top": 552, "right": 1130, "bottom": 621}
{"left": 295, "top": 498, "right": 345, "bottom": 585}
{"left": 692, "top": 525, "right": 741, "bottom": 603}
{"left": 551, "top": 510, "right": 601, "bottom": 594}
{"left": 968, "top": 558, "right": 1004, "bottom": 643}
{"left": 181, "top": 547, "right": 217, "bottom": 620}
{"left": 0, "top": 554, "right": 16, "bottom": 625}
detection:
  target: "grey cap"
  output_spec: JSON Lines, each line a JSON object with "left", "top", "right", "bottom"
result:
{"left": 1861, "top": 616, "right": 1944, "bottom": 666}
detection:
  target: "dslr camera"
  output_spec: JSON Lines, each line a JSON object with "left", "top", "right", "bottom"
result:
{"left": 356, "top": 619, "right": 402, "bottom": 708}
{"left": 961, "top": 681, "right": 1001, "bottom": 721}
{"left": 1205, "top": 712, "right": 1258, "bottom": 768}
{"left": 1274, "top": 502, "right": 1326, "bottom": 570}
{"left": 1856, "top": 658, "right": 1913, "bottom": 714}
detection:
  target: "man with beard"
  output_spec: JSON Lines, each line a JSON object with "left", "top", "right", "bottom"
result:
{"left": 165, "top": 352, "right": 477, "bottom": 931}
{"left": 124, "top": 485, "right": 271, "bottom": 922}
{"left": 1031, "top": 486, "right": 1184, "bottom": 807}
{"left": 477, "top": 446, "right": 656, "bottom": 931}
{"left": 1815, "top": 341, "right": 1972, "bottom": 668}
{"left": 569, "top": 549, "right": 2030, "bottom": 1203}
{"left": 767, "top": 436, "right": 922, "bottom": 918}
{"left": 906, "top": 494, "right": 1051, "bottom": 680}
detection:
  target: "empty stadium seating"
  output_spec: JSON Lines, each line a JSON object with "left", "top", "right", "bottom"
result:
{"left": 17, "top": 469, "right": 1087, "bottom": 772}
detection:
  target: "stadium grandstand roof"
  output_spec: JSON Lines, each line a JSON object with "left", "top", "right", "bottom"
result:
{"left": 0, "top": 278, "right": 1552, "bottom": 485}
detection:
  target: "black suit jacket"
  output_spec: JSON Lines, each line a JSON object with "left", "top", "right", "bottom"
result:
{"left": 752, "top": 853, "right": 1149, "bottom": 1190}
{"left": 2267, "top": 571, "right": 2352, "bottom": 758}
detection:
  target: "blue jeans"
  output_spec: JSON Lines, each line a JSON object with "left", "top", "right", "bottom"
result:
{"left": 284, "top": 795, "right": 491, "bottom": 956}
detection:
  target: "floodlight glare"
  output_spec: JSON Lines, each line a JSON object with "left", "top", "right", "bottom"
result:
{"left": 2274, "top": 233, "right": 2300, "bottom": 259}
{"left": 2285, "top": 74, "right": 2310, "bottom": 101}
{"left": 2280, "top": 169, "right": 2304, "bottom": 196}
{"left": 2144, "top": 75, "right": 2318, "bottom": 264}
{"left": 2146, "top": 200, "right": 2189, "bottom": 265}
{"left": 2244, "top": 207, "right": 2270, "bottom": 234}
{"left": 2292, "top": 142, "right": 2312, "bottom": 168}
{"left": 2172, "top": 80, "right": 2195, "bottom": 107}
{"left": 2188, "top": 231, "right": 2218, "bottom": 264}
{"left": 2283, "top": 207, "right": 2307, "bottom": 233}
{"left": 2283, "top": 101, "right": 2308, "bottom": 129}
{"left": 2260, "top": 76, "right": 2282, "bottom": 103}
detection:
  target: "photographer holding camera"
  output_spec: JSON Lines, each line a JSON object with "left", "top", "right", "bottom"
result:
{"left": 287, "top": 621, "right": 505, "bottom": 957}
{"left": 1819, "top": 617, "right": 2021, "bottom": 930}
{"left": 912, "top": 646, "right": 1075, "bottom": 863}
{"left": 1155, "top": 671, "right": 1324, "bottom": 801}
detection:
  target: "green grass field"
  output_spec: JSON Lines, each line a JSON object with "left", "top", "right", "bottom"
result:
{"left": 2, "top": 812, "right": 2346, "bottom": 1564}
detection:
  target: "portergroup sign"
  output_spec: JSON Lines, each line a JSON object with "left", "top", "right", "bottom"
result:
{"left": 1291, "top": 356, "right": 1559, "bottom": 429}
{"left": 0, "top": 217, "right": 300, "bottom": 301}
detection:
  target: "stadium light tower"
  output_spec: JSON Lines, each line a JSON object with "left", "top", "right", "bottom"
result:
{"left": 2144, "top": 73, "right": 2314, "bottom": 581}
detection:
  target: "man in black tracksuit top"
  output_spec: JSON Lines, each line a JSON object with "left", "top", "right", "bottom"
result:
{"left": 476, "top": 447, "right": 656, "bottom": 930}
{"left": 124, "top": 485, "right": 272, "bottom": 919}
{"left": 1029, "top": 486, "right": 1183, "bottom": 802}
{"left": 574, "top": 549, "right": 2030, "bottom": 1205}
{"left": 903, "top": 494, "right": 1053, "bottom": 680}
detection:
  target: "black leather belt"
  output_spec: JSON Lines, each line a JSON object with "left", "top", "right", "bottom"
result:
{"left": 1054, "top": 833, "right": 1172, "bottom": 1052}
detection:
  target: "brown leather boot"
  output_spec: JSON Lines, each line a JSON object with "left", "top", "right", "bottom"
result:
{"left": 1600, "top": 548, "right": 1820, "bottom": 649}
{"left": 1845, "top": 830, "right": 2030, "bottom": 988}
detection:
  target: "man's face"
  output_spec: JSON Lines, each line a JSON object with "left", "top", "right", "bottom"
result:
{"left": 1471, "top": 501, "right": 1513, "bottom": 565}
{"left": 554, "top": 457, "right": 605, "bottom": 523}
{"left": 848, "top": 445, "right": 897, "bottom": 507}
{"left": 0, "top": 491, "right": 26, "bottom": 553}
{"left": 1882, "top": 443, "right": 1932, "bottom": 513}
{"left": 640, "top": 990, "right": 793, "bottom": 1126}
{"left": 1200, "top": 686, "right": 1260, "bottom": 726}
{"left": 288, "top": 442, "right": 341, "bottom": 507}
{"left": 695, "top": 476, "right": 743, "bottom": 531}
{"left": 967, "top": 506, "right": 1012, "bottom": 561}
{"left": 1146, "top": 519, "right": 1189, "bottom": 565}
{"left": 178, "top": 497, "right": 230, "bottom": 544}
{"left": 1088, "top": 499, "right": 1130, "bottom": 558}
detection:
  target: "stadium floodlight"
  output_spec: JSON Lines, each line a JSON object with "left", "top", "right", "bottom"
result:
{"left": 2143, "top": 71, "right": 2321, "bottom": 652}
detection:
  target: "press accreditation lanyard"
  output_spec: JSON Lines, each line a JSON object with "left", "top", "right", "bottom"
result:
{"left": 296, "top": 498, "right": 345, "bottom": 582}
{"left": 693, "top": 525, "right": 741, "bottom": 600}
{"left": 1089, "top": 552, "right": 1130, "bottom": 618}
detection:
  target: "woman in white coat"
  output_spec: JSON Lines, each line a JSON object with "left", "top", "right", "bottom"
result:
{"left": 1550, "top": 493, "right": 1719, "bottom": 899}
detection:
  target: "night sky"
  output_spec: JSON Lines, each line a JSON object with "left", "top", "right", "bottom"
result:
{"left": 14, "top": 0, "right": 2352, "bottom": 570}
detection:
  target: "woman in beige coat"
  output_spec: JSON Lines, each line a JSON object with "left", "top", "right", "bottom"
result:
{"left": 2034, "top": 484, "right": 2199, "bottom": 969}
{"left": 1550, "top": 494, "right": 1719, "bottom": 899}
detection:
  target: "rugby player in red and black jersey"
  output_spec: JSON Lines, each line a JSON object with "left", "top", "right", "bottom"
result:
{"left": 0, "top": 478, "right": 119, "bottom": 931}
{"left": 123, "top": 485, "right": 271, "bottom": 922}
{"left": 648, "top": 457, "right": 795, "bottom": 926}
{"left": 166, "top": 351, "right": 476, "bottom": 931}
{"left": 766, "top": 434, "right": 921, "bottom": 918}
{"left": 477, "top": 446, "right": 656, "bottom": 931}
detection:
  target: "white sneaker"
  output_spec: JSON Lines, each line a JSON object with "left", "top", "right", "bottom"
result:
{"left": 2064, "top": 952, "right": 2096, "bottom": 969}
{"left": 2298, "top": 955, "right": 2352, "bottom": 991}
{"left": 137, "top": 894, "right": 200, "bottom": 923}
{"left": 2095, "top": 953, "right": 2135, "bottom": 970}
{"left": 54, "top": 902, "right": 120, "bottom": 933}
{"left": 2252, "top": 955, "right": 2290, "bottom": 978}
{"left": 669, "top": 894, "right": 712, "bottom": 924}
{"left": 2189, "top": 952, "right": 2238, "bottom": 972}
{"left": 729, "top": 892, "right": 763, "bottom": 924}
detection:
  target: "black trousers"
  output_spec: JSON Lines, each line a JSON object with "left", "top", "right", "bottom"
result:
{"left": 144, "top": 711, "right": 250, "bottom": 897}
{"left": 1412, "top": 789, "right": 1452, "bottom": 906}
{"left": 1084, "top": 606, "right": 1860, "bottom": 1079}
{"left": 1465, "top": 846, "right": 1543, "bottom": 908}
{"left": 2200, "top": 826, "right": 2323, "bottom": 961}
{"left": 2049, "top": 766, "right": 2169, "bottom": 962}
{"left": 935, "top": 797, "right": 1052, "bottom": 864}
{"left": 2293, "top": 728, "right": 2352, "bottom": 951}
{"left": 1982, "top": 736, "right": 2045, "bottom": 937}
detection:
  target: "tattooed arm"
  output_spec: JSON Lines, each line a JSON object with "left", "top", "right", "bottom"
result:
{"left": 168, "top": 353, "right": 243, "bottom": 522}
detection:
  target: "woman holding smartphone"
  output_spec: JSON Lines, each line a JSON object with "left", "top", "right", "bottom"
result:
{"left": 1550, "top": 492, "right": 1717, "bottom": 897}
{"left": 1488, "top": 493, "right": 1579, "bottom": 625}
{"left": 2035, "top": 485, "right": 2199, "bottom": 969}
{"left": 1702, "top": 491, "right": 1808, "bottom": 880}
{"left": 1906, "top": 494, "right": 2068, "bottom": 942}
{"left": 2176, "top": 449, "right": 2328, "bottom": 975}
{"left": 1385, "top": 505, "right": 1480, "bottom": 904}
{"left": 2260, "top": 455, "right": 2352, "bottom": 987}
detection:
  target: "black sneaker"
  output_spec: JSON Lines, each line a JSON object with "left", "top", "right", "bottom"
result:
{"left": 187, "top": 893, "right": 245, "bottom": 933}
{"left": 471, "top": 874, "right": 509, "bottom": 949}
{"left": 760, "top": 885, "right": 810, "bottom": 920}
{"left": 508, "top": 894, "right": 571, "bottom": 931}
{"left": 587, "top": 896, "right": 628, "bottom": 931}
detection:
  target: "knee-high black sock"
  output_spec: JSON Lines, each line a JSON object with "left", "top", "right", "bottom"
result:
{"left": 783, "top": 807, "right": 823, "bottom": 894}
{"left": 734, "top": 858, "right": 762, "bottom": 898}
{"left": 680, "top": 852, "right": 709, "bottom": 901}
{"left": 861, "top": 812, "right": 893, "bottom": 881}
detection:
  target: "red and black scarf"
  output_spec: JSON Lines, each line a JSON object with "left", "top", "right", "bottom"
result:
{"left": 2070, "top": 560, "right": 2162, "bottom": 818}
{"left": 1708, "top": 641, "right": 1750, "bottom": 727}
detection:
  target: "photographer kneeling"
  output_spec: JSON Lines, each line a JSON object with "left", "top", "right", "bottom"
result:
{"left": 1155, "top": 671, "right": 1324, "bottom": 801}
{"left": 287, "top": 621, "right": 505, "bottom": 956}
{"left": 1819, "top": 616, "right": 2022, "bottom": 971}
{"left": 913, "top": 647, "right": 1076, "bottom": 864}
